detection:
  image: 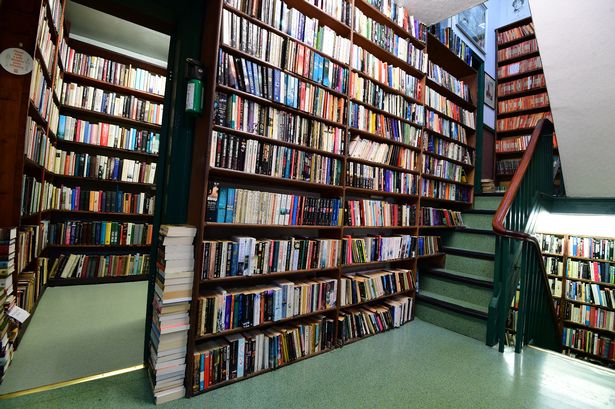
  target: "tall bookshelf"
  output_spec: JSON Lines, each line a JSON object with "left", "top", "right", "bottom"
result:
{"left": 494, "top": 17, "right": 557, "bottom": 191}
{"left": 186, "top": 0, "right": 478, "bottom": 395}
{"left": 535, "top": 232, "right": 615, "bottom": 367}
{"left": 0, "top": 0, "right": 166, "bottom": 348}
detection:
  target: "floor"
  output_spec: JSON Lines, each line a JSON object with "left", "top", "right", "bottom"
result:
{"left": 0, "top": 281, "right": 148, "bottom": 394}
{"left": 2, "top": 319, "right": 614, "bottom": 409}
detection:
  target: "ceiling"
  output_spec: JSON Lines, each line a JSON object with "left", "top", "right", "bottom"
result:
{"left": 65, "top": 1, "right": 170, "bottom": 64}
{"left": 401, "top": 0, "right": 486, "bottom": 25}
{"left": 530, "top": 0, "right": 615, "bottom": 197}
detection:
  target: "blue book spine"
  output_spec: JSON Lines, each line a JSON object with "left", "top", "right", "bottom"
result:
{"left": 246, "top": 61, "right": 255, "bottom": 95}
{"left": 291, "top": 195, "right": 298, "bottom": 225}
{"left": 199, "top": 353, "right": 204, "bottom": 390}
{"left": 224, "top": 295, "right": 232, "bottom": 330}
{"left": 57, "top": 115, "right": 66, "bottom": 139}
{"left": 225, "top": 187, "right": 235, "bottom": 223}
{"left": 217, "top": 187, "right": 228, "bottom": 223}
{"left": 273, "top": 70, "right": 281, "bottom": 103}
{"left": 230, "top": 242, "right": 239, "bottom": 277}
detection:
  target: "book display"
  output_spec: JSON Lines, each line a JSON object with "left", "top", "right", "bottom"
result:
{"left": 0, "top": 0, "right": 166, "bottom": 349}
{"left": 186, "top": 0, "right": 477, "bottom": 396}
{"left": 535, "top": 232, "right": 615, "bottom": 367}
{"left": 494, "top": 17, "right": 557, "bottom": 191}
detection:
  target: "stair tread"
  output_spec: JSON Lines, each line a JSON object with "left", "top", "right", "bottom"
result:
{"left": 456, "top": 227, "right": 494, "bottom": 235}
{"left": 474, "top": 192, "right": 504, "bottom": 197}
{"left": 443, "top": 246, "right": 495, "bottom": 259}
{"left": 417, "top": 290, "right": 489, "bottom": 315}
{"left": 463, "top": 209, "right": 496, "bottom": 215}
{"left": 426, "top": 267, "right": 493, "bottom": 285}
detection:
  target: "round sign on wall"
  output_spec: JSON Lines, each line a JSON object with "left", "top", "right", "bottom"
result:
{"left": 0, "top": 48, "right": 33, "bottom": 75}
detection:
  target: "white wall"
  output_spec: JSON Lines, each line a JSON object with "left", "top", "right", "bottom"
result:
{"left": 530, "top": 0, "right": 615, "bottom": 197}
{"left": 534, "top": 212, "right": 615, "bottom": 238}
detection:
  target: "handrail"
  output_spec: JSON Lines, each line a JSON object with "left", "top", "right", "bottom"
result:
{"left": 487, "top": 119, "right": 562, "bottom": 353}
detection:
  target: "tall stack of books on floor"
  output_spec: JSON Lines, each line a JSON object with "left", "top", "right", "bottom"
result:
{"left": 148, "top": 225, "right": 197, "bottom": 404}
{"left": 0, "top": 228, "right": 17, "bottom": 383}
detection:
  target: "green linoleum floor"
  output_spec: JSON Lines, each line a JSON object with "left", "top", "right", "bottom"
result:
{"left": 0, "top": 281, "right": 148, "bottom": 394}
{"left": 3, "top": 319, "right": 615, "bottom": 409}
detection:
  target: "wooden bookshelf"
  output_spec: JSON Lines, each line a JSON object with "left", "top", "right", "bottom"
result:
{"left": 494, "top": 17, "right": 557, "bottom": 191}
{"left": 184, "top": 0, "right": 477, "bottom": 396}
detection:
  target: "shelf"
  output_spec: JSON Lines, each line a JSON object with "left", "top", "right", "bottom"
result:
{"left": 542, "top": 252, "right": 564, "bottom": 257}
{"left": 208, "top": 167, "right": 344, "bottom": 194}
{"left": 495, "top": 150, "right": 526, "bottom": 157}
{"left": 35, "top": 45, "right": 54, "bottom": 84}
{"left": 48, "top": 274, "right": 149, "bottom": 286}
{"left": 563, "top": 346, "right": 615, "bottom": 364}
{"left": 352, "top": 32, "right": 424, "bottom": 79}
{"left": 421, "top": 173, "right": 473, "bottom": 187}
{"left": 42, "top": 209, "right": 155, "bottom": 218}
{"left": 498, "top": 51, "right": 541, "bottom": 67}
{"left": 497, "top": 68, "right": 544, "bottom": 83}
{"left": 425, "top": 108, "right": 475, "bottom": 132}
{"left": 497, "top": 87, "right": 548, "bottom": 101}
{"left": 351, "top": 69, "right": 422, "bottom": 104}
{"left": 347, "top": 127, "right": 422, "bottom": 152}
{"left": 566, "top": 254, "right": 615, "bottom": 264}
{"left": 423, "top": 150, "right": 474, "bottom": 169}
{"left": 63, "top": 72, "right": 165, "bottom": 103}
{"left": 425, "top": 77, "right": 475, "bottom": 112}
{"left": 497, "top": 105, "right": 551, "bottom": 119}
{"left": 51, "top": 173, "right": 156, "bottom": 188}
{"left": 212, "top": 125, "right": 344, "bottom": 159}
{"left": 28, "top": 101, "right": 49, "bottom": 129}
{"left": 43, "top": 0, "right": 59, "bottom": 41}
{"left": 195, "top": 307, "right": 337, "bottom": 342}
{"left": 341, "top": 258, "right": 415, "bottom": 269}
{"left": 344, "top": 187, "right": 419, "bottom": 200}
{"left": 46, "top": 244, "right": 151, "bottom": 250}
{"left": 419, "top": 196, "right": 472, "bottom": 206}
{"left": 418, "top": 225, "right": 458, "bottom": 230}
{"left": 350, "top": 98, "right": 424, "bottom": 128}
{"left": 563, "top": 321, "right": 615, "bottom": 335}
{"left": 342, "top": 225, "right": 418, "bottom": 231}
{"left": 346, "top": 156, "right": 420, "bottom": 175}
{"left": 564, "top": 276, "right": 615, "bottom": 288}
{"left": 423, "top": 128, "right": 474, "bottom": 150}
{"left": 200, "top": 266, "right": 339, "bottom": 285}
{"left": 216, "top": 84, "right": 344, "bottom": 129}
{"left": 496, "top": 127, "right": 539, "bottom": 137}
{"left": 284, "top": 0, "right": 351, "bottom": 37}
{"left": 417, "top": 253, "right": 446, "bottom": 259}
{"left": 341, "top": 289, "right": 414, "bottom": 309}
{"left": 426, "top": 33, "right": 476, "bottom": 78}
{"left": 204, "top": 222, "right": 341, "bottom": 230}
{"left": 60, "top": 105, "right": 162, "bottom": 131}
{"left": 497, "top": 34, "right": 536, "bottom": 49}
{"left": 49, "top": 133, "right": 159, "bottom": 160}
{"left": 565, "top": 298, "right": 615, "bottom": 312}
{"left": 546, "top": 273, "right": 563, "bottom": 279}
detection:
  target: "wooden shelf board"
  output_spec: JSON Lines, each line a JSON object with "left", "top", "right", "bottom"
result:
{"left": 421, "top": 173, "right": 473, "bottom": 187}
{"left": 63, "top": 72, "right": 165, "bottom": 103}
{"left": 50, "top": 134, "right": 159, "bottom": 160}
{"left": 341, "top": 289, "right": 414, "bottom": 309}
{"left": 497, "top": 34, "right": 536, "bottom": 49}
{"left": 423, "top": 128, "right": 473, "bottom": 150}
{"left": 200, "top": 266, "right": 339, "bottom": 285}
{"left": 59, "top": 105, "right": 162, "bottom": 131}
{"left": 422, "top": 150, "right": 474, "bottom": 169}
{"left": 563, "top": 321, "right": 615, "bottom": 335}
{"left": 497, "top": 87, "right": 548, "bottom": 101}
{"left": 48, "top": 274, "right": 149, "bottom": 286}
{"left": 349, "top": 98, "right": 424, "bottom": 128}
{"left": 346, "top": 156, "right": 420, "bottom": 175}
{"left": 204, "top": 223, "right": 341, "bottom": 230}
{"left": 351, "top": 68, "right": 422, "bottom": 103}
{"left": 347, "top": 127, "right": 422, "bottom": 152}
{"left": 344, "top": 187, "right": 419, "bottom": 200}
{"left": 497, "top": 105, "right": 551, "bottom": 119}
{"left": 425, "top": 77, "right": 475, "bottom": 112}
{"left": 497, "top": 68, "right": 544, "bottom": 83}
{"left": 425, "top": 107, "right": 475, "bottom": 132}
{"left": 498, "top": 50, "right": 541, "bottom": 67}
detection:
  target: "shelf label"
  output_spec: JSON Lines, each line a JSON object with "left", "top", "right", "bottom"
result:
{"left": 0, "top": 48, "right": 33, "bottom": 75}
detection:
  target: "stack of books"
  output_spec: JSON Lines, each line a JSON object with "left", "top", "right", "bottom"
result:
{"left": 148, "top": 224, "right": 197, "bottom": 404}
{"left": 0, "top": 228, "right": 16, "bottom": 383}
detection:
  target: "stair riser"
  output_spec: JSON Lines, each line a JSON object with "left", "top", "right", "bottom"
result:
{"left": 444, "top": 255, "right": 494, "bottom": 280}
{"left": 443, "top": 233, "right": 495, "bottom": 253}
{"left": 473, "top": 196, "right": 502, "bottom": 211}
{"left": 415, "top": 302, "right": 486, "bottom": 342}
{"left": 419, "top": 275, "right": 493, "bottom": 307}
{"left": 462, "top": 213, "right": 494, "bottom": 230}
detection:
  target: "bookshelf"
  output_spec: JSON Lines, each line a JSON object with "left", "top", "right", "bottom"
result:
{"left": 535, "top": 232, "right": 615, "bottom": 367}
{"left": 0, "top": 0, "right": 167, "bottom": 348}
{"left": 185, "top": 0, "right": 478, "bottom": 396}
{"left": 494, "top": 17, "right": 557, "bottom": 191}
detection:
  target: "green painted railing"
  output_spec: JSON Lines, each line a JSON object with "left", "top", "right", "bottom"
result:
{"left": 487, "top": 119, "right": 562, "bottom": 353}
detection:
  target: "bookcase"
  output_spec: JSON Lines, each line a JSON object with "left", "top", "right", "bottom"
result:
{"left": 535, "top": 232, "right": 615, "bottom": 367}
{"left": 185, "top": 0, "right": 478, "bottom": 395}
{"left": 494, "top": 17, "right": 557, "bottom": 191}
{"left": 0, "top": 0, "right": 166, "bottom": 348}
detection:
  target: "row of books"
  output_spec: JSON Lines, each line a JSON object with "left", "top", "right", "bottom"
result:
{"left": 36, "top": 10, "right": 56, "bottom": 74}
{"left": 427, "top": 61, "right": 471, "bottom": 103}
{"left": 424, "top": 134, "right": 473, "bottom": 165}
{"left": 202, "top": 237, "right": 340, "bottom": 279}
{"left": 193, "top": 315, "right": 335, "bottom": 392}
{"left": 562, "top": 327, "right": 615, "bottom": 362}
{"left": 346, "top": 161, "right": 418, "bottom": 194}
{"left": 497, "top": 74, "right": 545, "bottom": 97}
{"left": 497, "top": 22, "right": 534, "bottom": 45}
{"left": 421, "top": 207, "right": 463, "bottom": 227}
{"left": 215, "top": 93, "right": 344, "bottom": 155}
{"left": 565, "top": 260, "right": 615, "bottom": 284}
{"left": 206, "top": 185, "right": 342, "bottom": 226}
{"left": 548, "top": 277, "right": 562, "bottom": 298}
{"left": 341, "top": 234, "right": 415, "bottom": 265}
{"left": 498, "top": 92, "right": 549, "bottom": 114}
{"left": 47, "top": 0, "right": 62, "bottom": 33}
{"left": 495, "top": 135, "right": 531, "bottom": 153}
{"left": 349, "top": 103, "right": 424, "bottom": 140}
{"left": 498, "top": 39, "right": 539, "bottom": 62}
{"left": 210, "top": 131, "right": 343, "bottom": 185}
{"left": 566, "top": 281, "right": 614, "bottom": 309}
{"left": 568, "top": 237, "right": 615, "bottom": 261}
{"left": 29, "top": 59, "right": 54, "bottom": 122}
{"left": 49, "top": 253, "right": 150, "bottom": 279}
{"left": 536, "top": 233, "right": 563, "bottom": 255}
{"left": 564, "top": 304, "right": 614, "bottom": 332}
{"left": 340, "top": 268, "right": 413, "bottom": 306}
{"left": 16, "top": 224, "right": 49, "bottom": 275}
{"left": 345, "top": 200, "right": 416, "bottom": 227}
{"left": 223, "top": 0, "right": 352, "bottom": 64}
{"left": 544, "top": 256, "right": 563, "bottom": 276}
{"left": 56, "top": 115, "right": 161, "bottom": 155}
{"left": 197, "top": 277, "right": 338, "bottom": 334}
{"left": 425, "top": 87, "right": 475, "bottom": 129}
{"left": 61, "top": 83, "right": 164, "bottom": 126}
{"left": 498, "top": 56, "right": 542, "bottom": 79}
{"left": 350, "top": 44, "right": 427, "bottom": 92}
{"left": 21, "top": 176, "right": 42, "bottom": 216}
{"left": 425, "top": 111, "right": 468, "bottom": 144}
{"left": 364, "top": 0, "right": 427, "bottom": 42}
{"left": 64, "top": 49, "right": 166, "bottom": 96}
{"left": 429, "top": 24, "right": 472, "bottom": 65}
{"left": 423, "top": 156, "right": 464, "bottom": 183}
{"left": 348, "top": 137, "right": 418, "bottom": 170}
{"left": 46, "top": 221, "right": 154, "bottom": 246}
{"left": 309, "top": 0, "right": 352, "bottom": 25}
{"left": 353, "top": 8, "right": 425, "bottom": 69}
{"left": 495, "top": 159, "right": 520, "bottom": 176}
{"left": 0, "top": 228, "right": 16, "bottom": 383}
{"left": 350, "top": 74, "right": 421, "bottom": 117}
{"left": 496, "top": 112, "right": 552, "bottom": 132}
{"left": 218, "top": 51, "right": 345, "bottom": 124}
{"left": 420, "top": 179, "right": 471, "bottom": 203}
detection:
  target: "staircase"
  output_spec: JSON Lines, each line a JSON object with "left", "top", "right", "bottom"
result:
{"left": 415, "top": 194, "right": 502, "bottom": 341}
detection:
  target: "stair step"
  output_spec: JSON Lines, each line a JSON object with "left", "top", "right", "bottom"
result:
{"left": 461, "top": 212, "right": 494, "bottom": 230}
{"left": 442, "top": 230, "right": 495, "bottom": 253}
{"left": 419, "top": 274, "right": 493, "bottom": 307}
{"left": 442, "top": 246, "right": 495, "bottom": 260}
{"left": 474, "top": 192, "right": 504, "bottom": 197}
{"left": 424, "top": 268, "right": 493, "bottom": 288}
{"left": 444, "top": 254, "right": 494, "bottom": 281}
{"left": 473, "top": 195, "right": 502, "bottom": 211}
